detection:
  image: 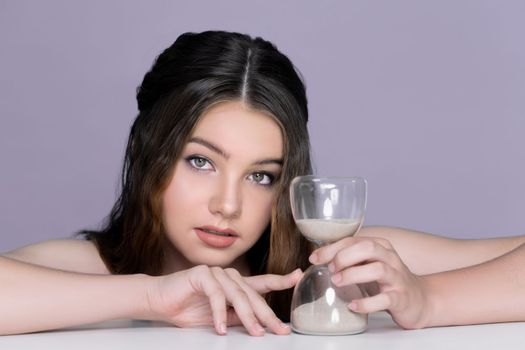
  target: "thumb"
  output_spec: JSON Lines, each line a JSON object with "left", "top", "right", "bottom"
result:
{"left": 244, "top": 268, "right": 303, "bottom": 294}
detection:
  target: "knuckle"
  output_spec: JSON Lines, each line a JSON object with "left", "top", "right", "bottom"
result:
{"left": 210, "top": 266, "right": 223, "bottom": 274}
{"left": 360, "top": 239, "right": 376, "bottom": 254}
{"left": 332, "top": 251, "right": 345, "bottom": 268}
{"left": 214, "top": 291, "right": 226, "bottom": 301}
{"left": 384, "top": 292, "right": 396, "bottom": 308}
{"left": 192, "top": 264, "right": 210, "bottom": 274}
{"left": 207, "top": 282, "right": 224, "bottom": 295}
{"left": 383, "top": 292, "right": 392, "bottom": 304}
{"left": 232, "top": 286, "right": 249, "bottom": 300}
{"left": 386, "top": 250, "right": 402, "bottom": 267}
{"left": 259, "top": 280, "right": 274, "bottom": 294}
{"left": 258, "top": 309, "right": 278, "bottom": 324}
{"left": 224, "top": 268, "right": 241, "bottom": 278}
{"left": 314, "top": 248, "right": 327, "bottom": 261}
{"left": 376, "top": 237, "right": 393, "bottom": 249}
{"left": 252, "top": 290, "right": 267, "bottom": 303}
{"left": 374, "top": 262, "right": 388, "bottom": 277}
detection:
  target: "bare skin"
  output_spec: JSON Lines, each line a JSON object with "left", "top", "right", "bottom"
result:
{"left": 0, "top": 101, "right": 300, "bottom": 337}
{"left": 3, "top": 100, "right": 524, "bottom": 335}
{"left": 0, "top": 242, "right": 302, "bottom": 336}
{"left": 2, "top": 226, "right": 525, "bottom": 334}
{"left": 309, "top": 226, "right": 525, "bottom": 329}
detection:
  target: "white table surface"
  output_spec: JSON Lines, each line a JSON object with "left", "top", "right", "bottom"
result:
{"left": 2, "top": 312, "right": 525, "bottom": 350}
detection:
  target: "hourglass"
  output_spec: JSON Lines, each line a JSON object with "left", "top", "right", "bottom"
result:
{"left": 290, "top": 176, "right": 368, "bottom": 335}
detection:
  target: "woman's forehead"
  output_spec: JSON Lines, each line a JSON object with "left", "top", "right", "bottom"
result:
{"left": 189, "top": 101, "right": 284, "bottom": 162}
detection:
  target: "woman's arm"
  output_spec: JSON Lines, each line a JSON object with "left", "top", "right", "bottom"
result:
{"left": 311, "top": 232, "right": 525, "bottom": 329}
{"left": 359, "top": 226, "right": 525, "bottom": 275}
{"left": 1, "top": 239, "right": 147, "bottom": 334}
{"left": 3, "top": 239, "right": 110, "bottom": 274}
{"left": 422, "top": 242, "right": 525, "bottom": 327}
{"left": 0, "top": 255, "right": 149, "bottom": 335}
{"left": 1, "top": 240, "right": 302, "bottom": 336}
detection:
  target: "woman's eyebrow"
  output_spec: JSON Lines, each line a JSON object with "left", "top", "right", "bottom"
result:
{"left": 253, "top": 158, "right": 283, "bottom": 166}
{"left": 188, "top": 137, "right": 229, "bottom": 158}
{"left": 188, "top": 136, "right": 283, "bottom": 166}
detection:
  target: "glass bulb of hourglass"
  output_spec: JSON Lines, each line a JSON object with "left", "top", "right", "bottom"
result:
{"left": 289, "top": 176, "right": 368, "bottom": 335}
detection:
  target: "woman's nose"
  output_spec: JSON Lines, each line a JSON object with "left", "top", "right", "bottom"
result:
{"left": 208, "top": 177, "right": 242, "bottom": 218}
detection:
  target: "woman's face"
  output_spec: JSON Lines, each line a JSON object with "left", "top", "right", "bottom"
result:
{"left": 162, "top": 100, "right": 283, "bottom": 271}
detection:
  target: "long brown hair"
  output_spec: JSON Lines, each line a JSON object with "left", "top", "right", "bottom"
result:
{"left": 81, "top": 31, "right": 313, "bottom": 321}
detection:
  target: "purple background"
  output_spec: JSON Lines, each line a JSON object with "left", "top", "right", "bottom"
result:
{"left": 1, "top": 1, "right": 524, "bottom": 252}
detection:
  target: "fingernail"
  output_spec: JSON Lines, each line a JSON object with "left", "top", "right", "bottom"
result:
{"left": 328, "top": 262, "right": 335, "bottom": 272}
{"left": 219, "top": 322, "right": 227, "bottom": 334}
{"left": 331, "top": 273, "right": 342, "bottom": 284}
{"left": 280, "top": 321, "right": 290, "bottom": 328}
{"left": 309, "top": 253, "right": 318, "bottom": 264}
{"left": 255, "top": 323, "right": 265, "bottom": 333}
{"left": 348, "top": 302, "right": 357, "bottom": 311}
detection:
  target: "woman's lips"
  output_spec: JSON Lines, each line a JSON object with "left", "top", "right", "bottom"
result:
{"left": 194, "top": 226, "right": 239, "bottom": 248}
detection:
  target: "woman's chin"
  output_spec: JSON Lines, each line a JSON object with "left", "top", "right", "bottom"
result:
{"left": 188, "top": 251, "right": 249, "bottom": 272}
{"left": 188, "top": 253, "right": 238, "bottom": 268}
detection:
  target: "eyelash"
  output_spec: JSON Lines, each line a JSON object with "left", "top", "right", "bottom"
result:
{"left": 186, "top": 155, "right": 214, "bottom": 171}
{"left": 248, "top": 172, "right": 276, "bottom": 187}
{"left": 184, "top": 155, "right": 278, "bottom": 187}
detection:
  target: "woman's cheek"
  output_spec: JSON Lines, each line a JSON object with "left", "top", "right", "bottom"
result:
{"left": 246, "top": 188, "right": 274, "bottom": 228}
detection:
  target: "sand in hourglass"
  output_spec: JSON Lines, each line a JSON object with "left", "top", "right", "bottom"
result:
{"left": 295, "top": 218, "right": 361, "bottom": 243}
{"left": 292, "top": 292, "right": 367, "bottom": 335}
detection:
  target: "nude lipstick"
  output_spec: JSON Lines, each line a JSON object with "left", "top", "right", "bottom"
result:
{"left": 195, "top": 226, "right": 239, "bottom": 248}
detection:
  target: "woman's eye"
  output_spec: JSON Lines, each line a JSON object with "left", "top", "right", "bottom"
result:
{"left": 187, "top": 156, "right": 213, "bottom": 170}
{"left": 249, "top": 172, "right": 274, "bottom": 186}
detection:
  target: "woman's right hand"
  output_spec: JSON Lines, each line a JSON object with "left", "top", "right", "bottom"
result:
{"left": 144, "top": 265, "right": 303, "bottom": 336}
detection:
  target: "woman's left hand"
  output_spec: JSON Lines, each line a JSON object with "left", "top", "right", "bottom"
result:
{"left": 309, "top": 236, "right": 430, "bottom": 329}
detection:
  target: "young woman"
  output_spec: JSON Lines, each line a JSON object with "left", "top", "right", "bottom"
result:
{"left": 1, "top": 30, "right": 525, "bottom": 336}
{"left": 1, "top": 30, "right": 313, "bottom": 336}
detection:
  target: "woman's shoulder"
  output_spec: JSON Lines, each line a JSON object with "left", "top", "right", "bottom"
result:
{"left": 2, "top": 238, "right": 110, "bottom": 274}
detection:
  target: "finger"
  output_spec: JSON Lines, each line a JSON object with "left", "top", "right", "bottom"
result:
{"left": 332, "top": 261, "right": 396, "bottom": 287}
{"left": 225, "top": 269, "right": 291, "bottom": 335}
{"left": 188, "top": 266, "right": 228, "bottom": 335}
{"left": 309, "top": 236, "right": 357, "bottom": 265}
{"left": 348, "top": 291, "right": 397, "bottom": 314}
{"left": 211, "top": 267, "right": 265, "bottom": 336}
{"left": 310, "top": 236, "right": 397, "bottom": 266}
{"left": 372, "top": 237, "right": 395, "bottom": 250}
{"left": 244, "top": 268, "right": 303, "bottom": 294}
{"left": 329, "top": 239, "right": 400, "bottom": 274}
